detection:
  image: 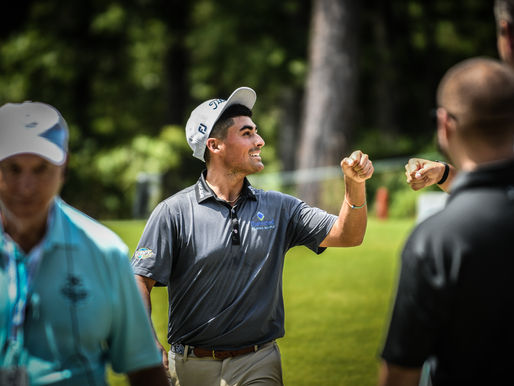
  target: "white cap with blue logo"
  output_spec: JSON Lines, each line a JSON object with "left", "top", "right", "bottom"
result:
{"left": 0, "top": 101, "right": 69, "bottom": 165}
{"left": 185, "top": 87, "right": 256, "bottom": 162}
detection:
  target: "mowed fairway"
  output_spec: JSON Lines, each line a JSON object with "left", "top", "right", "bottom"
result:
{"left": 103, "top": 217, "right": 414, "bottom": 386}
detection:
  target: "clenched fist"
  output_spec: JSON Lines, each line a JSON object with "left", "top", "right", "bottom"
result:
{"left": 341, "top": 150, "right": 374, "bottom": 183}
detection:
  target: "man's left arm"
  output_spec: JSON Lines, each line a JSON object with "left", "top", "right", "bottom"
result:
{"left": 377, "top": 361, "right": 422, "bottom": 386}
{"left": 108, "top": 251, "right": 167, "bottom": 383}
{"left": 320, "top": 150, "right": 374, "bottom": 247}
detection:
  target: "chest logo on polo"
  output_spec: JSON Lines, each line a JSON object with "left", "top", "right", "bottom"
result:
{"left": 61, "top": 274, "right": 88, "bottom": 304}
{"left": 251, "top": 211, "right": 276, "bottom": 230}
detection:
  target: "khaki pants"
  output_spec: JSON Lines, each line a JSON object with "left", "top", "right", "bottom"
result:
{"left": 167, "top": 341, "right": 283, "bottom": 386}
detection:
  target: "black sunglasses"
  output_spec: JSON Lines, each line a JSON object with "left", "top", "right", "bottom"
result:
{"left": 230, "top": 208, "right": 240, "bottom": 246}
{"left": 430, "top": 107, "right": 459, "bottom": 124}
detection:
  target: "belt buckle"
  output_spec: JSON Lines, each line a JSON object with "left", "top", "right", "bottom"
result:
{"left": 172, "top": 343, "right": 185, "bottom": 355}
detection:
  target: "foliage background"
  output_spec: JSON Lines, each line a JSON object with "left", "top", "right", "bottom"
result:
{"left": 0, "top": 0, "right": 497, "bottom": 218}
{"left": 0, "top": 3, "right": 497, "bottom": 384}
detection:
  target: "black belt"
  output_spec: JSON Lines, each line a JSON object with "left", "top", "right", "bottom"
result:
{"left": 171, "top": 342, "right": 267, "bottom": 360}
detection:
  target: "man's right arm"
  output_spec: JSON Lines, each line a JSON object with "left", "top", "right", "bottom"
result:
{"left": 404, "top": 158, "right": 456, "bottom": 192}
{"left": 134, "top": 275, "right": 169, "bottom": 372}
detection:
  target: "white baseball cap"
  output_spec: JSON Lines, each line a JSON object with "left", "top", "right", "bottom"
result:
{"left": 0, "top": 101, "right": 69, "bottom": 165}
{"left": 185, "top": 87, "right": 256, "bottom": 162}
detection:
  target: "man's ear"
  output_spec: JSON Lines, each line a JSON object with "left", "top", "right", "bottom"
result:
{"left": 507, "top": 21, "right": 514, "bottom": 51}
{"left": 499, "top": 20, "right": 514, "bottom": 59}
{"left": 436, "top": 107, "right": 454, "bottom": 149}
{"left": 206, "top": 138, "right": 221, "bottom": 154}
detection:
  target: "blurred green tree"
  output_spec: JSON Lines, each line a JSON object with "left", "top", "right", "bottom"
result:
{"left": 0, "top": 0, "right": 496, "bottom": 218}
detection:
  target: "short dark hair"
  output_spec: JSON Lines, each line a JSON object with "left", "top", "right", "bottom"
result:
{"left": 437, "top": 57, "right": 514, "bottom": 146}
{"left": 204, "top": 104, "right": 253, "bottom": 163}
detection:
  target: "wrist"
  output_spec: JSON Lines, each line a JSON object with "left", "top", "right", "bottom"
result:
{"left": 435, "top": 160, "right": 450, "bottom": 185}
{"left": 345, "top": 197, "right": 367, "bottom": 209}
{"left": 344, "top": 176, "right": 366, "bottom": 208}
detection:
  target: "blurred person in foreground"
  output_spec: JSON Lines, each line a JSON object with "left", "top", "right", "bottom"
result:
{"left": 0, "top": 101, "right": 168, "bottom": 385}
{"left": 379, "top": 57, "right": 514, "bottom": 386}
{"left": 405, "top": 0, "right": 514, "bottom": 192}
{"left": 131, "top": 86, "right": 374, "bottom": 385}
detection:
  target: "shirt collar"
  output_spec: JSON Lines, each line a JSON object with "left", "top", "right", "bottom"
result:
{"left": 44, "top": 197, "right": 79, "bottom": 249}
{"left": 449, "top": 158, "right": 514, "bottom": 197}
{"left": 194, "top": 170, "right": 257, "bottom": 204}
{"left": 0, "top": 199, "right": 58, "bottom": 257}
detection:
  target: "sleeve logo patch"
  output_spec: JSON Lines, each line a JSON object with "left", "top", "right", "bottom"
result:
{"left": 135, "top": 248, "right": 155, "bottom": 259}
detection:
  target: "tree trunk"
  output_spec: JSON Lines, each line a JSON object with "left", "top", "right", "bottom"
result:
{"left": 296, "top": 0, "right": 359, "bottom": 206}
{"left": 161, "top": 0, "right": 190, "bottom": 125}
{"left": 372, "top": 0, "right": 396, "bottom": 136}
{"left": 278, "top": 87, "right": 303, "bottom": 173}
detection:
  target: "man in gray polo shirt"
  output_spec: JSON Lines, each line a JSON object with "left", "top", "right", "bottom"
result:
{"left": 131, "top": 87, "right": 374, "bottom": 386}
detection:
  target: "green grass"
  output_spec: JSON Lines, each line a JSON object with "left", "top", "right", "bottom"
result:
{"left": 102, "top": 217, "right": 414, "bottom": 386}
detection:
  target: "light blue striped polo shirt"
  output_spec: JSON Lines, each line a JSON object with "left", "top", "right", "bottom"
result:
{"left": 1, "top": 197, "right": 161, "bottom": 385}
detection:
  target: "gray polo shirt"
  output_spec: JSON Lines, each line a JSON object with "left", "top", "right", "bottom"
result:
{"left": 131, "top": 171, "right": 337, "bottom": 350}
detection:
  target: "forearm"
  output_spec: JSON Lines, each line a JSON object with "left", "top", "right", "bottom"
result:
{"left": 134, "top": 275, "right": 159, "bottom": 340}
{"left": 134, "top": 275, "right": 154, "bottom": 314}
{"left": 134, "top": 275, "right": 169, "bottom": 370}
{"left": 320, "top": 177, "right": 367, "bottom": 247}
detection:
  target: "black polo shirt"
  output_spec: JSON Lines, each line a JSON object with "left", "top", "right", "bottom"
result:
{"left": 131, "top": 171, "right": 337, "bottom": 349}
{"left": 381, "top": 159, "right": 514, "bottom": 385}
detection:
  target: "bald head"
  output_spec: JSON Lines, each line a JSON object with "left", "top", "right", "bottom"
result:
{"left": 495, "top": 0, "right": 514, "bottom": 24}
{"left": 437, "top": 57, "right": 514, "bottom": 147}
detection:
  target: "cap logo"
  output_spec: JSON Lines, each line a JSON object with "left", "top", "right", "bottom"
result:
{"left": 208, "top": 98, "right": 226, "bottom": 110}
{"left": 39, "top": 123, "right": 68, "bottom": 151}
{"left": 198, "top": 123, "right": 207, "bottom": 134}
{"left": 25, "top": 122, "right": 38, "bottom": 128}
